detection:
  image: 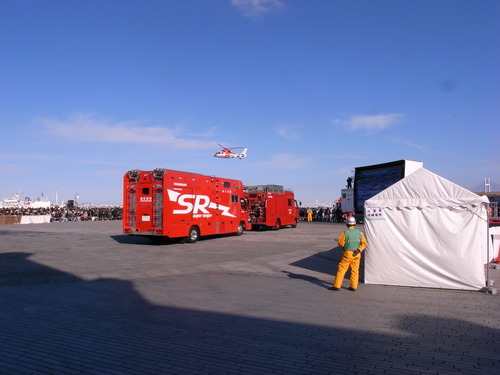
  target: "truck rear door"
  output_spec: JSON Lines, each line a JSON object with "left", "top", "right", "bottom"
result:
{"left": 134, "top": 184, "right": 154, "bottom": 233}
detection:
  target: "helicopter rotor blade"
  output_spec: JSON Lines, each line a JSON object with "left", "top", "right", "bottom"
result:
{"left": 216, "top": 143, "right": 245, "bottom": 150}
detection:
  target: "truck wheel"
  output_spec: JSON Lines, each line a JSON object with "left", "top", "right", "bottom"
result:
{"left": 236, "top": 222, "right": 244, "bottom": 236}
{"left": 274, "top": 219, "right": 281, "bottom": 230}
{"left": 186, "top": 226, "right": 200, "bottom": 243}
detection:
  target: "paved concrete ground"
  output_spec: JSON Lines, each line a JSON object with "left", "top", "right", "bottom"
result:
{"left": 0, "top": 221, "right": 498, "bottom": 374}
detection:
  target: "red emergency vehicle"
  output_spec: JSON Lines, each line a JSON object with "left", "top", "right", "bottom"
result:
{"left": 244, "top": 185, "right": 299, "bottom": 230}
{"left": 123, "top": 169, "right": 250, "bottom": 243}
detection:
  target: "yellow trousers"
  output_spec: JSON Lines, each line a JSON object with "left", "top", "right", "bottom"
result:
{"left": 333, "top": 251, "right": 361, "bottom": 289}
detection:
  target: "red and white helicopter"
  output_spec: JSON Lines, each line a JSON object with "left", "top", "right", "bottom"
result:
{"left": 213, "top": 144, "right": 248, "bottom": 159}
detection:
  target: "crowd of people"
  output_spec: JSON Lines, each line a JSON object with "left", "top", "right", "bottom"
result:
{"left": 0, "top": 206, "right": 122, "bottom": 222}
{"left": 3, "top": 204, "right": 346, "bottom": 223}
{"left": 298, "top": 205, "right": 345, "bottom": 222}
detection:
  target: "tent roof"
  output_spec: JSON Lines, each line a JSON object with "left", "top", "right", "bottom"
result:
{"left": 365, "top": 168, "right": 489, "bottom": 208}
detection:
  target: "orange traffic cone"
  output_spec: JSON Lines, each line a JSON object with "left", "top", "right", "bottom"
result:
{"left": 493, "top": 243, "right": 500, "bottom": 264}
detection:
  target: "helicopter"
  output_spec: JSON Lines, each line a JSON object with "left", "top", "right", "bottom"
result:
{"left": 213, "top": 144, "right": 248, "bottom": 159}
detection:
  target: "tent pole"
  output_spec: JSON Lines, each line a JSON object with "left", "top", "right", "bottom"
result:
{"left": 486, "top": 204, "right": 490, "bottom": 287}
{"left": 485, "top": 202, "right": 497, "bottom": 294}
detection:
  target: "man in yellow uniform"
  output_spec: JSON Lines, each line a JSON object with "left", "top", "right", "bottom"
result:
{"left": 307, "top": 208, "right": 313, "bottom": 222}
{"left": 329, "top": 216, "right": 367, "bottom": 291}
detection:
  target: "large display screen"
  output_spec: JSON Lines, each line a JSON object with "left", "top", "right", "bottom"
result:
{"left": 354, "top": 162, "right": 405, "bottom": 213}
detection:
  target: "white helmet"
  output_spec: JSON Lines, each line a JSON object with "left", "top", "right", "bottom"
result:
{"left": 346, "top": 216, "right": 356, "bottom": 225}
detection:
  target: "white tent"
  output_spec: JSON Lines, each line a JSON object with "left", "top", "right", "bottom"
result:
{"left": 364, "top": 168, "right": 489, "bottom": 290}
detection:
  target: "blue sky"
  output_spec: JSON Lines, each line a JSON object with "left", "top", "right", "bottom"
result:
{"left": 1, "top": 0, "right": 499, "bottom": 206}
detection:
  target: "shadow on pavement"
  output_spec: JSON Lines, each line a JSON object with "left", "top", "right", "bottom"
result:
{"left": 110, "top": 234, "right": 161, "bottom": 245}
{"left": 0, "top": 244, "right": 498, "bottom": 375}
{"left": 0, "top": 252, "right": 83, "bottom": 286}
{"left": 1, "top": 274, "right": 497, "bottom": 374}
{"left": 289, "top": 246, "right": 366, "bottom": 285}
{"left": 281, "top": 270, "right": 331, "bottom": 289}
{"left": 110, "top": 233, "right": 240, "bottom": 245}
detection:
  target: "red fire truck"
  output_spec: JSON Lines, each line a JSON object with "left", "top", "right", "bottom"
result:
{"left": 123, "top": 169, "right": 251, "bottom": 243}
{"left": 244, "top": 185, "right": 299, "bottom": 230}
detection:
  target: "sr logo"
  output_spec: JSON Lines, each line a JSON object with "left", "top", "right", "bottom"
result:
{"left": 167, "top": 189, "right": 236, "bottom": 217}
